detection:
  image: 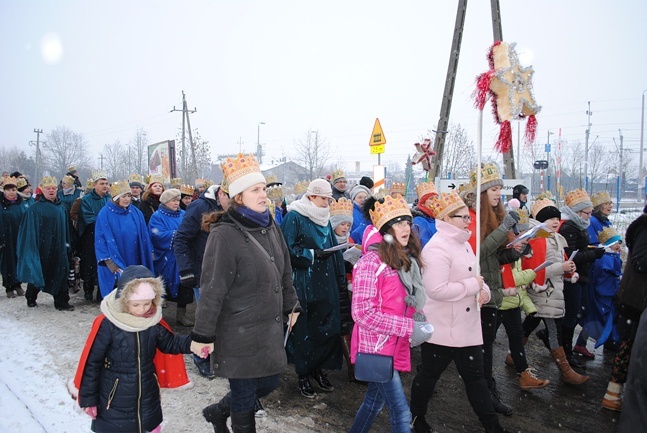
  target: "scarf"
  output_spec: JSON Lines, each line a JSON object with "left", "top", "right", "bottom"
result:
{"left": 335, "top": 233, "right": 349, "bottom": 245}
{"left": 561, "top": 205, "right": 590, "bottom": 230}
{"left": 287, "top": 194, "right": 330, "bottom": 227}
{"left": 236, "top": 205, "right": 271, "bottom": 227}
{"left": 397, "top": 256, "right": 427, "bottom": 321}
{"left": 61, "top": 186, "right": 76, "bottom": 196}
{"left": 100, "top": 289, "right": 162, "bottom": 332}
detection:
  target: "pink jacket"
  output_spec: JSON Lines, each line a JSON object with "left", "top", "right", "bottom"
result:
{"left": 351, "top": 226, "right": 415, "bottom": 372}
{"left": 421, "top": 220, "right": 490, "bottom": 347}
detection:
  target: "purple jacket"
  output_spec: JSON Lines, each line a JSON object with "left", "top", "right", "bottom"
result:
{"left": 350, "top": 226, "right": 415, "bottom": 372}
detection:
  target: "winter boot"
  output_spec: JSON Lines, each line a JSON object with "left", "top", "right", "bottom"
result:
{"left": 550, "top": 347, "right": 589, "bottom": 385}
{"left": 203, "top": 395, "right": 231, "bottom": 433}
{"left": 6, "top": 290, "right": 16, "bottom": 298}
{"left": 574, "top": 343, "right": 595, "bottom": 359}
{"left": 14, "top": 284, "right": 25, "bottom": 297}
{"left": 602, "top": 381, "right": 623, "bottom": 411}
{"left": 193, "top": 354, "right": 215, "bottom": 379}
{"left": 488, "top": 379, "right": 513, "bottom": 415}
{"left": 230, "top": 410, "right": 256, "bottom": 433}
{"left": 505, "top": 336, "right": 528, "bottom": 367}
{"left": 298, "top": 375, "right": 317, "bottom": 398}
{"left": 562, "top": 327, "right": 586, "bottom": 370}
{"left": 253, "top": 399, "right": 266, "bottom": 418}
{"left": 519, "top": 367, "right": 550, "bottom": 390}
{"left": 176, "top": 307, "right": 194, "bottom": 326}
{"left": 311, "top": 369, "right": 334, "bottom": 391}
{"left": 411, "top": 415, "right": 434, "bottom": 433}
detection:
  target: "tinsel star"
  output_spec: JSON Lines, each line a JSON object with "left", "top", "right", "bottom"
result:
{"left": 411, "top": 138, "right": 436, "bottom": 172}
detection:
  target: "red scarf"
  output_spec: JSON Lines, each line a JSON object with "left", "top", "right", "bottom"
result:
{"left": 522, "top": 238, "right": 547, "bottom": 285}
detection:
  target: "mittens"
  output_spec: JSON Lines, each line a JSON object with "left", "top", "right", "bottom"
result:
{"left": 410, "top": 321, "right": 434, "bottom": 347}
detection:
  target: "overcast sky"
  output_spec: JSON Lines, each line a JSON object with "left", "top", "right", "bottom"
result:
{"left": 2, "top": 0, "right": 646, "bottom": 177}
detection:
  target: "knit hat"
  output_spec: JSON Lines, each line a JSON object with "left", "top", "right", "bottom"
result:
{"left": 512, "top": 184, "right": 529, "bottom": 199}
{"left": 564, "top": 189, "right": 593, "bottom": 213}
{"left": 369, "top": 194, "right": 412, "bottom": 234}
{"left": 129, "top": 173, "right": 144, "bottom": 189}
{"left": 160, "top": 188, "right": 181, "bottom": 204}
{"left": 532, "top": 198, "right": 561, "bottom": 222}
{"left": 470, "top": 163, "right": 503, "bottom": 193}
{"left": 359, "top": 176, "right": 374, "bottom": 189}
{"left": 305, "top": 179, "right": 333, "bottom": 198}
{"left": 329, "top": 198, "right": 354, "bottom": 228}
{"left": 115, "top": 266, "right": 159, "bottom": 302}
{"left": 331, "top": 169, "right": 346, "bottom": 185}
{"left": 591, "top": 191, "right": 612, "bottom": 208}
{"left": 349, "top": 184, "right": 371, "bottom": 202}
{"left": 221, "top": 153, "right": 266, "bottom": 197}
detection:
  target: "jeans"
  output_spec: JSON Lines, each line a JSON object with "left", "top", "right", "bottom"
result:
{"left": 228, "top": 374, "right": 280, "bottom": 413}
{"left": 410, "top": 343, "right": 500, "bottom": 431}
{"left": 349, "top": 371, "right": 411, "bottom": 433}
{"left": 496, "top": 308, "right": 528, "bottom": 373}
{"left": 480, "top": 307, "right": 498, "bottom": 385}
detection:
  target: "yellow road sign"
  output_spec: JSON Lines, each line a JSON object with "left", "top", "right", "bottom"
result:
{"left": 370, "top": 144, "right": 385, "bottom": 154}
{"left": 369, "top": 118, "right": 386, "bottom": 146}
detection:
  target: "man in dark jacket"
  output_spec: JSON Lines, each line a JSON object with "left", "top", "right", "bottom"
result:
{"left": 173, "top": 183, "right": 229, "bottom": 378}
{"left": 512, "top": 184, "right": 529, "bottom": 210}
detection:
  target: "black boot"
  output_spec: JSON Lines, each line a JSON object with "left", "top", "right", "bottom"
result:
{"left": 311, "top": 369, "right": 334, "bottom": 391}
{"left": 203, "top": 395, "right": 231, "bottom": 433}
{"left": 298, "top": 375, "right": 317, "bottom": 398}
{"left": 230, "top": 410, "right": 255, "bottom": 433}
{"left": 411, "top": 415, "right": 434, "bottom": 433}
{"left": 562, "top": 327, "right": 586, "bottom": 371}
{"left": 488, "top": 379, "right": 513, "bottom": 416}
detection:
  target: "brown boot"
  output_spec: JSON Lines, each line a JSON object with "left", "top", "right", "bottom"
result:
{"left": 551, "top": 346, "right": 589, "bottom": 385}
{"left": 505, "top": 336, "right": 528, "bottom": 367}
{"left": 601, "top": 381, "right": 623, "bottom": 411}
{"left": 519, "top": 368, "right": 550, "bottom": 390}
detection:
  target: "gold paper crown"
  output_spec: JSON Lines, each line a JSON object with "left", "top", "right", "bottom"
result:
{"left": 531, "top": 198, "right": 557, "bottom": 219}
{"left": 128, "top": 173, "right": 144, "bottom": 185}
{"left": 111, "top": 180, "right": 130, "bottom": 197}
{"left": 591, "top": 191, "right": 612, "bottom": 208}
{"left": 369, "top": 194, "right": 411, "bottom": 231}
{"left": 16, "top": 177, "right": 28, "bottom": 190}
{"left": 67, "top": 166, "right": 76, "bottom": 172}
{"left": 194, "top": 178, "right": 206, "bottom": 187}
{"left": 597, "top": 226, "right": 620, "bottom": 246}
{"left": 516, "top": 207, "right": 530, "bottom": 226}
{"left": 373, "top": 188, "right": 389, "bottom": 200}
{"left": 39, "top": 176, "right": 58, "bottom": 188}
{"left": 415, "top": 181, "right": 438, "bottom": 201}
{"left": 180, "top": 184, "right": 195, "bottom": 196}
{"left": 469, "top": 163, "right": 502, "bottom": 189}
{"left": 565, "top": 188, "right": 591, "bottom": 209}
{"left": 265, "top": 174, "right": 278, "bottom": 184}
{"left": 458, "top": 182, "right": 472, "bottom": 194}
{"left": 219, "top": 178, "right": 228, "bottom": 193}
{"left": 429, "top": 191, "right": 466, "bottom": 220}
{"left": 91, "top": 170, "right": 107, "bottom": 182}
{"left": 85, "top": 178, "right": 94, "bottom": 189}
{"left": 267, "top": 185, "right": 284, "bottom": 201}
{"left": 2, "top": 176, "right": 18, "bottom": 188}
{"left": 331, "top": 169, "right": 346, "bottom": 184}
{"left": 329, "top": 197, "right": 354, "bottom": 217}
{"left": 147, "top": 173, "right": 165, "bottom": 188}
{"left": 391, "top": 182, "right": 406, "bottom": 195}
{"left": 170, "top": 177, "right": 182, "bottom": 188}
{"left": 535, "top": 190, "right": 555, "bottom": 202}
{"left": 221, "top": 153, "right": 261, "bottom": 186}
{"left": 293, "top": 180, "right": 309, "bottom": 195}
{"left": 61, "top": 174, "right": 76, "bottom": 186}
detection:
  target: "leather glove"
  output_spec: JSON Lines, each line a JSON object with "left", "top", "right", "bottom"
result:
{"left": 180, "top": 270, "right": 196, "bottom": 289}
{"left": 314, "top": 249, "right": 334, "bottom": 261}
{"left": 501, "top": 211, "right": 520, "bottom": 231}
{"left": 83, "top": 406, "right": 97, "bottom": 419}
{"left": 410, "top": 321, "right": 434, "bottom": 347}
{"left": 502, "top": 287, "right": 518, "bottom": 296}
{"left": 594, "top": 247, "right": 605, "bottom": 259}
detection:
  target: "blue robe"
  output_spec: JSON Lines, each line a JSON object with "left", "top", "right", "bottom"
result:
{"left": 582, "top": 251, "right": 622, "bottom": 347}
{"left": 588, "top": 213, "right": 611, "bottom": 246}
{"left": 413, "top": 214, "right": 437, "bottom": 248}
{"left": 79, "top": 190, "right": 110, "bottom": 237}
{"left": 281, "top": 210, "right": 345, "bottom": 375}
{"left": 16, "top": 197, "right": 71, "bottom": 294}
{"left": 149, "top": 205, "right": 184, "bottom": 298}
{"left": 350, "top": 202, "right": 370, "bottom": 243}
{"left": 95, "top": 201, "right": 153, "bottom": 297}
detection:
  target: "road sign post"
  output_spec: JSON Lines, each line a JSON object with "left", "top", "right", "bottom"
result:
{"left": 369, "top": 118, "right": 386, "bottom": 164}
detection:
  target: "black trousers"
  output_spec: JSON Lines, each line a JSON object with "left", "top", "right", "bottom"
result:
{"left": 496, "top": 308, "right": 528, "bottom": 373}
{"left": 26, "top": 283, "right": 69, "bottom": 306}
{"left": 480, "top": 307, "right": 498, "bottom": 386}
{"left": 79, "top": 226, "right": 98, "bottom": 293}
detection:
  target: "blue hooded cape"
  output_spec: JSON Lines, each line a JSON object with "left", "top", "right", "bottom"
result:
{"left": 149, "top": 205, "right": 184, "bottom": 298}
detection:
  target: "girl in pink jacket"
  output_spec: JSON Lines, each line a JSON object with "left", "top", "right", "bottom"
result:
{"left": 349, "top": 194, "right": 431, "bottom": 433}
{"left": 409, "top": 192, "right": 514, "bottom": 433}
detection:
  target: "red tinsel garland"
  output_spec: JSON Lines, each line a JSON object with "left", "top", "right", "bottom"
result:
{"left": 473, "top": 71, "right": 493, "bottom": 111}
{"left": 524, "top": 114, "right": 538, "bottom": 146}
{"left": 495, "top": 120, "right": 512, "bottom": 153}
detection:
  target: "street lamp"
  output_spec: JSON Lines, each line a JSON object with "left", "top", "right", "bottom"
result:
{"left": 546, "top": 130, "right": 554, "bottom": 192}
{"left": 257, "top": 122, "right": 265, "bottom": 164}
{"left": 640, "top": 90, "right": 646, "bottom": 204}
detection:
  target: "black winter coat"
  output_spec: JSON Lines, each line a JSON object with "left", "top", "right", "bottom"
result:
{"left": 559, "top": 220, "right": 601, "bottom": 284}
{"left": 79, "top": 318, "right": 191, "bottom": 433}
{"left": 617, "top": 213, "right": 647, "bottom": 316}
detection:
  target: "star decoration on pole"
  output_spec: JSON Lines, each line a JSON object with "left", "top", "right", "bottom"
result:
{"left": 411, "top": 138, "right": 436, "bottom": 172}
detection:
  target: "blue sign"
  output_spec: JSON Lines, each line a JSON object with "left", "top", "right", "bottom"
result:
{"left": 545, "top": 143, "right": 551, "bottom": 153}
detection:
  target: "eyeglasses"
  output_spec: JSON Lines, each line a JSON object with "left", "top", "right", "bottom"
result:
{"left": 450, "top": 214, "right": 472, "bottom": 222}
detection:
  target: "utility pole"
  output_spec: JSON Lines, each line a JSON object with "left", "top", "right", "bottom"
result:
{"left": 98, "top": 154, "right": 105, "bottom": 171}
{"left": 170, "top": 91, "right": 197, "bottom": 179}
{"left": 640, "top": 90, "right": 646, "bottom": 204}
{"left": 257, "top": 122, "right": 266, "bottom": 164}
{"left": 546, "top": 130, "right": 553, "bottom": 193}
{"left": 584, "top": 101, "right": 592, "bottom": 193}
{"left": 32, "top": 128, "right": 43, "bottom": 181}
{"left": 618, "top": 129, "right": 623, "bottom": 212}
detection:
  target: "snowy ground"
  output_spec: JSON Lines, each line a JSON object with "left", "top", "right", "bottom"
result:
{"left": 0, "top": 290, "right": 318, "bottom": 433}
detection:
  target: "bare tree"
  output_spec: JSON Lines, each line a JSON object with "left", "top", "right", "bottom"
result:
{"left": 176, "top": 128, "right": 211, "bottom": 182}
{"left": 293, "top": 130, "right": 332, "bottom": 180}
{"left": 103, "top": 140, "right": 129, "bottom": 180}
{"left": 587, "top": 143, "right": 606, "bottom": 194}
{"left": 129, "top": 127, "right": 149, "bottom": 175}
{"left": 440, "top": 124, "right": 476, "bottom": 179}
{"left": 43, "top": 126, "right": 92, "bottom": 179}
{"left": 0, "top": 146, "right": 36, "bottom": 179}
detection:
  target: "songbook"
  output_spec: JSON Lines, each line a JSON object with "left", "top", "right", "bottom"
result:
{"left": 506, "top": 223, "right": 552, "bottom": 248}
{"left": 324, "top": 242, "right": 353, "bottom": 253}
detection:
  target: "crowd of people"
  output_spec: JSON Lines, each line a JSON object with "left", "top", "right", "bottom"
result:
{"left": 1, "top": 159, "right": 646, "bottom": 433}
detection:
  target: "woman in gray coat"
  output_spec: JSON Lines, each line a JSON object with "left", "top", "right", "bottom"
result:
{"left": 190, "top": 153, "right": 300, "bottom": 433}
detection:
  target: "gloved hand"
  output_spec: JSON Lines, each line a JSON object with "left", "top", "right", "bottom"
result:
{"left": 190, "top": 341, "right": 214, "bottom": 358}
{"left": 501, "top": 211, "right": 520, "bottom": 231}
{"left": 180, "top": 271, "right": 196, "bottom": 289}
{"left": 594, "top": 247, "right": 605, "bottom": 259}
{"left": 502, "top": 287, "right": 518, "bottom": 296}
{"left": 83, "top": 406, "right": 97, "bottom": 419}
{"left": 410, "top": 321, "right": 433, "bottom": 347}
{"left": 314, "top": 249, "right": 334, "bottom": 261}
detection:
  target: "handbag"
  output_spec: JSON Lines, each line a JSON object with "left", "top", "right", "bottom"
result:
{"left": 354, "top": 351, "right": 394, "bottom": 383}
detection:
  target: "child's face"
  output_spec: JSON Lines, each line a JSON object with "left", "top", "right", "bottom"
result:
{"left": 610, "top": 242, "right": 622, "bottom": 253}
{"left": 128, "top": 300, "right": 153, "bottom": 317}
{"left": 544, "top": 217, "right": 560, "bottom": 232}
{"left": 334, "top": 221, "right": 351, "bottom": 237}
